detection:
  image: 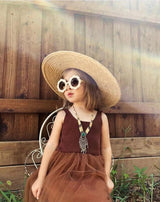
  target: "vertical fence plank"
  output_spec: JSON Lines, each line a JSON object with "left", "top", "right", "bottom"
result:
{"left": 130, "top": 18, "right": 144, "bottom": 137}
{"left": 15, "top": 5, "right": 42, "bottom": 140}
{"left": 113, "top": 19, "right": 136, "bottom": 137}
{"left": 74, "top": 14, "right": 85, "bottom": 54}
{"left": 113, "top": 21, "right": 133, "bottom": 101}
{"left": 51, "top": 10, "right": 74, "bottom": 52}
{"left": 130, "top": 24, "right": 145, "bottom": 136}
{"left": 85, "top": 15, "right": 105, "bottom": 63}
{"left": 115, "top": 114, "right": 136, "bottom": 137}
{"left": 12, "top": 114, "right": 39, "bottom": 140}
{"left": 0, "top": 5, "right": 20, "bottom": 140}
{"left": 115, "top": 114, "right": 145, "bottom": 138}
{"left": 16, "top": 5, "right": 42, "bottom": 99}
{"left": 139, "top": 0, "right": 160, "bottom": 102}
{"left": 103, "top": 19, "right": 114, "bottom": 73}
{"left": 140, "top": 25, "right": 160, "bottom": 102}
{"left": 144, "top": 114, "right": 160, "bottom": 137}
{"left": 40, "top": 9, "right": 58, "bottom": 100}
{"left": 130, "top": 23, "right": 142, "bottom": 102}
{"left": 134, "top": 114, "right": 144, "bottom": 137}
{"left": 0, "top": 4, "right": 7, "bottom": 98}
{"left": 103, "top": 18, "right": 116, "bottom": 137}
{"left": 3, "top": 4, "right": 19, "bottom": 98}
{"left": 140, "top": 22, "right": 160, "bottom": 137}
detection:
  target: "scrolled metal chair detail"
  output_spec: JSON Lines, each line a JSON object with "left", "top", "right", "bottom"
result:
{"left": 24, "top": 107, "right": 63, "bottom": 176}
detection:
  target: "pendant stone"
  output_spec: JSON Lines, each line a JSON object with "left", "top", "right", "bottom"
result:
{"left": 82, "top": 132, "right": 86, "bottom": 137}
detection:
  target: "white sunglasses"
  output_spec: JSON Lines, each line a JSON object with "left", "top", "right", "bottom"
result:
{"left": 57, "top": 75, "right": 83, "bottom": 93}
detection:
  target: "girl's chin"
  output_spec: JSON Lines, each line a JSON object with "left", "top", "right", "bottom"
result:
{"left": 66, "top": 97, "right": 74, "bottom": 102}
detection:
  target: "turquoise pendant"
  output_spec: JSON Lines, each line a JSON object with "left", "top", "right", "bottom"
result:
{"left": 81, "top": 132, "right": 86, "bottom": 137}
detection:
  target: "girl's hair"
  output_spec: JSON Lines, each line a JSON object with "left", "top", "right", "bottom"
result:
{"left": 62, "top": 68, "right": 103, "bottom": 111}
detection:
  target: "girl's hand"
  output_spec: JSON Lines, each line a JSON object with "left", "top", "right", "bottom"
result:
{"left": 31, "top": 178, "right": 44, "bottom": 200}
{"left": 105, "top": 176, "right": 114, "bottom": 194}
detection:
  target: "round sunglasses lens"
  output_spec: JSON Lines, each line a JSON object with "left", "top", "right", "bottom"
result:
{"left": 59, "top": 81, "right": 65, "bottom": 90}
{"left": 71, "top": 78, "right": 79, "bottom": 87}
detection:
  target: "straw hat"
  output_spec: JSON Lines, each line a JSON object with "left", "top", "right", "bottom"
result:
{"left": 42, "top": 51, "right": 121, "bottom": 111}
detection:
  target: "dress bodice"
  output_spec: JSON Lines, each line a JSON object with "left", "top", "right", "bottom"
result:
{"left": 56, "top": 109, "right": 102, "bottom": 155}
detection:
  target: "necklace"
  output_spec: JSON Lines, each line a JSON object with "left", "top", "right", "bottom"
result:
{"left": 72, "top": 105, "right": 94, "bottom": 154}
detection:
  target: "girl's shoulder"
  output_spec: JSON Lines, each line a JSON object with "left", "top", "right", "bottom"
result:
{"left": 100, "top": 111, "right": 108, "bottom": 122}
{"left": 56, "top": 109, "right": 66, "bottom": 124}
{"left": 57, "top": 109, "right": 66, "bottom": 115}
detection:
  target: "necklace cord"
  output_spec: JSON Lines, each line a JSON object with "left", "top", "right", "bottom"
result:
{"left": 72, "top": 106, "right": 94, "bottom": 153}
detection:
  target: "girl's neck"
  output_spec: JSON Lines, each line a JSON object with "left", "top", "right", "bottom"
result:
{"left": 69, "top": 103, "right": 96, "bottom": 122}
{"left": 72, "top": 103, "right": 88, "bottom": 113}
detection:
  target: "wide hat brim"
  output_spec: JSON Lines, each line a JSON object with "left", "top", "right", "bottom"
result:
{"left": 42, "top": 51, "right": 121, "bottom": 111}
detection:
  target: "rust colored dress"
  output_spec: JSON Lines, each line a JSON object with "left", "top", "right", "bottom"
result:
{"left": 24, "top": 109, "right": 112, "bottom": 202}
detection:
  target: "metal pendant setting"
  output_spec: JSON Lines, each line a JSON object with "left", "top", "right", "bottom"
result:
{"left": 79, "top": 132, "right": 88, "bottom": 154}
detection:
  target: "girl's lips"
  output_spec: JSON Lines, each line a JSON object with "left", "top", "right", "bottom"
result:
{"left": 67, "top": 92, "right": 73, "bottom": 97}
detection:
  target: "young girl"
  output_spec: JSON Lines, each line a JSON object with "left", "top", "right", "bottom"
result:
{"left": 24, "top": 51, "right": 121, "bottom": 202}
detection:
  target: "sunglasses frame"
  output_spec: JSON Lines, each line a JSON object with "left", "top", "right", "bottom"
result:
{"left": 57, "top": 75, "right": 82, "bottom": 93}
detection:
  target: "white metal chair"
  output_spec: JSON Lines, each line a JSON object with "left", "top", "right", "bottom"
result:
{"left": 24, "top": 107, "right": 63, "bottom": 176}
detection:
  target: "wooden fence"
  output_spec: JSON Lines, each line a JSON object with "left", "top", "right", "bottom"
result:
{"left": 0, "top": 0, "right": 160, "bottom": 190}
{"left": 1, "top": 137, "right": 160, "bottom": 190}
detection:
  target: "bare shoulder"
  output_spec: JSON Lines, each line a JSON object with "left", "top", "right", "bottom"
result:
{"left": 57, "top": 109, "right": 66, "bottom": 117}
{"left": 55, "top": 109, "right": 66, "bottom": 124}
{"left": 101, "top": 112, "right": 108, "bottom": 123}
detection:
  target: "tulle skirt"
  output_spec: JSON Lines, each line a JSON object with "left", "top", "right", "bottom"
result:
{"left": 24, "top": 150, "right": 112, "bottom": 202}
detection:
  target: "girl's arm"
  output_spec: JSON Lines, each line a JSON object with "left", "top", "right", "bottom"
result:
{"left": 101, "top": 112, "right": 114, "bottom": 193}
{"left": 37, "top": 110, "right": 65, "bottom": 181}
{"left": 101, "top": 112, "right": 112, "bottom": 176}
{"left": 31, "top": 110, "right": 65, "bottom": 199}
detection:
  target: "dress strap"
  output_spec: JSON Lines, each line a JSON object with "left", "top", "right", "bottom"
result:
{"left": 63, "top": 108, "right": 70, "bottom": 115}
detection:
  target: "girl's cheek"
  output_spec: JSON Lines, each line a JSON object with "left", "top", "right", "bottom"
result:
{"left": 64, "top": 93, "right": 67, "bottom": 99}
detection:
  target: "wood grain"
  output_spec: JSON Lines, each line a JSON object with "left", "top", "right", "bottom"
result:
{"left": 0, "top": 141, "right": 40, "bottom": 166}
{"left": 0, "top": 137, "right": 160, "bottom": 165}
{"left": 40, "top": 9, "right": 59, "bottom": 100}
{"left": 0, "top": 4, "right": 7, "bottom": 98}
{"left": 116, "top": 156, "right": 160, "bottom": 177}
{"left": 85, "top": 15, "right": 105, "bottom": 63}
{"left": 34, "top": 0, "right": 160, "bottom": 25}
{"left": 74, "top": 14, "right": 85, "bottom": 54}
{"left": 0, "top": 99, "right": 160, "bottom": 114}
{"left": 111, "top": 137, "right": 160, "bottom": 158}
{"left": 108, "top": 102, "right": 160, "bottom": 114}
{"left": 0, "top": 99, "right": 62, "bottom": 113}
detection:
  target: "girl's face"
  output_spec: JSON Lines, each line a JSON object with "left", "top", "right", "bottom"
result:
{"left": 62, "top": 70, "right": 85, "bottom": 104}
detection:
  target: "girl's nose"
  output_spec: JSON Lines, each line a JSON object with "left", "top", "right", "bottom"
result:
{"left": 66, "top": 83, "right": 71, "bottom": 91}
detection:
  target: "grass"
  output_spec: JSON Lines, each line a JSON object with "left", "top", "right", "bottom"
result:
{"left": 0, "top": 181, "right": 23, "bottom": 202}
{"left": 111, "top": 163, "right": 160, "bottom": 202}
